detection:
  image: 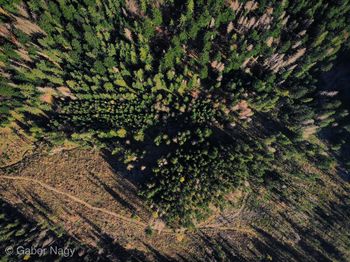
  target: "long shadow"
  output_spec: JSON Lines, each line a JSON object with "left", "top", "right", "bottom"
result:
{"left": 216, "top": 236, "right": 250, "bottom": 262}
{"left": 101, "top": 150, "right": 146, "bottom": 187}
{"left": 23, "top": 190, "right": 54, "bottom": 223}
{"left": 250, "top": 191, "right": 349, "bottom": 262}
{"left": 0, "top": 199, "right": 106, "bottom": 261}
{"left": 141, "top": 242, "right": 175, "bottom": 262}
{"left": 87, "top": 172, "right": 138, "bottom": 214}
{"left": 336, "top": 166, "right": 350, "bottom": 182}
{"left": 197, "top": 232, "right": 250, "bottom": 262}
{"left": 77, "top": 212, "right": 149, "bottom": 261}
{"left": 251, "top": 226, "right": 304, "bottom": 262}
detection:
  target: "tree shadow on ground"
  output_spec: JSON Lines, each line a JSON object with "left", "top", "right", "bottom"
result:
{"left": 195, "top": 231, "right": 250, "bottom": 262}
{"left": 88, "top": 172, "right": 138, "bottom": 214}
{"left": 74, "top": 212, "right": 148, "bottom": 261}
{"left": 76, "top": 212, "right": 174, "bottom": 262}
{"left": 0, "top": 199, "right": 106, "bottom": 261}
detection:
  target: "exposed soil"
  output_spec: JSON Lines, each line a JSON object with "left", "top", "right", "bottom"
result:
{"left": 1, "top": 128, "right": 349, "bottom": 261}
{"left": 0, "top": 130, "right": 251, "bottom": 260}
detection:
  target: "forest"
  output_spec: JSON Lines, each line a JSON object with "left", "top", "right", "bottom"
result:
{"left": 0, "top": 0, "right": 350, "bottom": 261}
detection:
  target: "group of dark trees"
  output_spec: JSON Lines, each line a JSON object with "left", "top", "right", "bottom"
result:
{"left": 0, "top": 0, "right": 349, "bottom": 226}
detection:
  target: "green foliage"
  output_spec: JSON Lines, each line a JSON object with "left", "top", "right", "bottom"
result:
{"left": 0, "top": 0, "right": 349, "bottom": 227}
{"left": 0, "top": 201, "right": 102, "bottom": 260}
{"left": 142, "top": 142, "right": 249, "bottom": 226}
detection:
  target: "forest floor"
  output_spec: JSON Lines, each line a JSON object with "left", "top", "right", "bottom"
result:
{"left": 0, "top": 128, "right": 255, "bottom": 261}
{"left": 0, "top": 127, "right": 349, "bottom": 261}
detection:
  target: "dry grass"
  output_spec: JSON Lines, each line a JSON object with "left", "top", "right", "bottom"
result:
{"left": 14, "top": 16, "right": 44, "bottom": 35}
{"left": 0, "top": 127, "right": 253, "bottom": 260}
{"left": 1, "top": 127, "right": 348, "bottom": 260}
{"left": 0, "top": 125, "right": 34, "bottom": 167}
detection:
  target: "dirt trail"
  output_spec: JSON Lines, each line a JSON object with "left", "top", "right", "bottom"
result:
{"left": 0, "top": 174, "right": 255, "bottom": 236}
{"left": 197, "top": 190, "right": 249, "bottom": 228}
{"left": 0, "top": 175, "right": 148, "bottom": 227}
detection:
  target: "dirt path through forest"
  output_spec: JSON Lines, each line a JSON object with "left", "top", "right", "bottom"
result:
{"left": 0, "top": 175, "right": 148, "bottom": 227}
{"left": 0, "top": 174, "right": 253, "bottom": 235}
